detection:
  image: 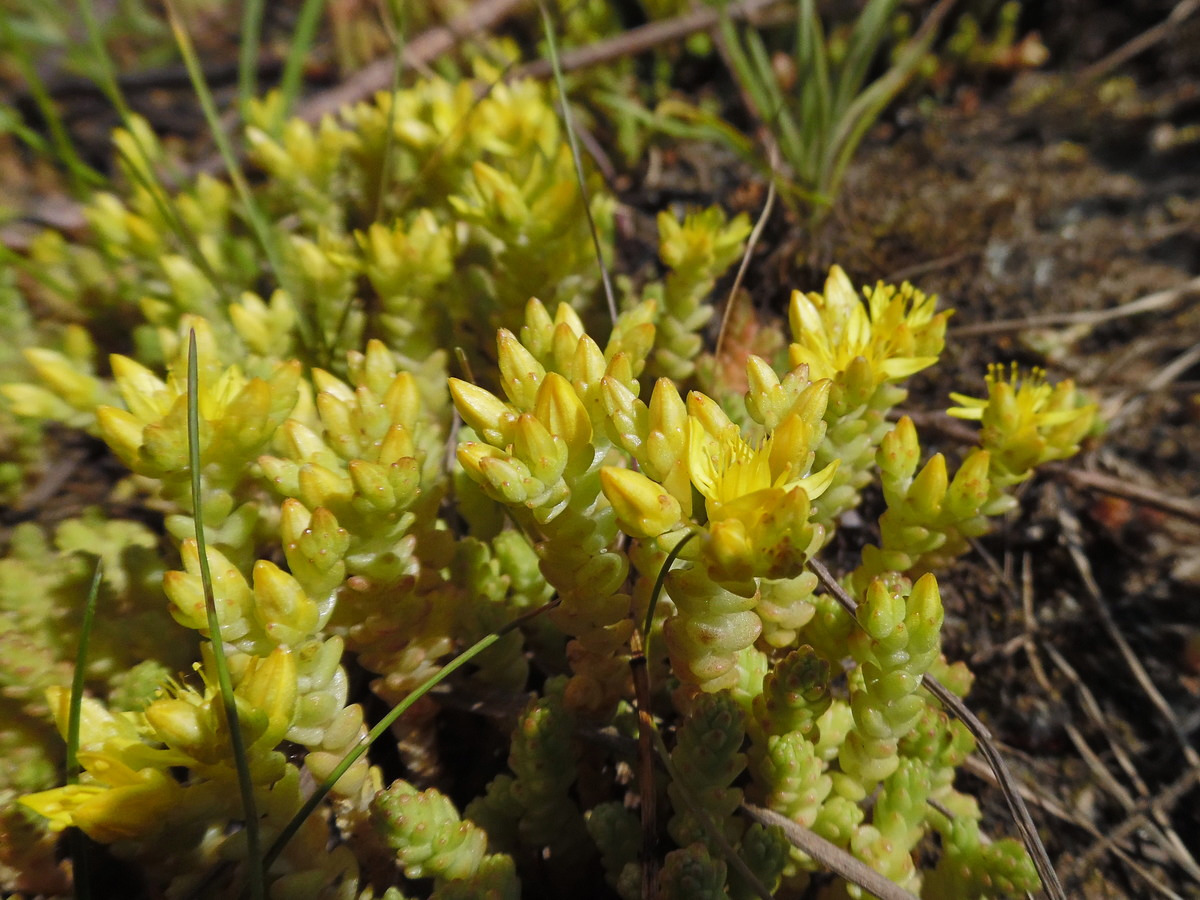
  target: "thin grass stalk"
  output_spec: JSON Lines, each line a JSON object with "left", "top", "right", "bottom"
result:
{"left": 830, "top": 0, "right": 899, "bottom": 117}
{"left": 187, "top": 330, "right": 263, "bottom": 900}
{"left": 0, "top": 16, "right": 103, "bottom": 195}
{"left": 74, "top": 0, "right": 237, "bottom": 308}
{"left": 237, "top": 0, "right": 266, "bottom": 112}
{"left": 65, "top": 560, "right": 103, "bottom": 900}
{"left": 276, "top": 0, "right": 328, "bottom": 125}
{"left": 262, "top": 596, "right": 562, "bottom": 871}
{"left": 164, "top": 0, "right": 317, "bottom": 365}
{"left": 795, "top": 0, "right": 831, "bottom": 179}
{"left": 823, "top": 0, "right": 956, "bottom": 204}
{"left": 631, "top": 529, "right": 697, "bottom": 898}
{"left": 536, "top": 0, "right": 617, "bottom": 324}
{"left": 372, "top": 0, "right": 408, "bottom": 223}
{"left": 642, "top": 530, "right": 698, "bottom": 657}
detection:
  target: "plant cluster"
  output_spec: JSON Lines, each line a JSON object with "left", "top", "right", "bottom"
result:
{"left": 0, "top": 13, "right": 1093, "bottom": 900}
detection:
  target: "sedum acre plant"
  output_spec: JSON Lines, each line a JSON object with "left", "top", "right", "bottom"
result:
{"left": 0, "top": 61, "right": 1094, "bottom": 900}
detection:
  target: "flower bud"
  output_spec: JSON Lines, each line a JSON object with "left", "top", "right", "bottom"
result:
{"left": 96, "top": 406, "right": 146, "bottom": 468}
{"left": 298, "top": 462, "right": 353, "bottom": 510}
{"left": 237, "top": 647, "right": 298, "bottom": 748}
{"left": 295, "top": 506, "right": 350, "bottom": 575}
{"left": 254, "top": 559, "right": 320, "bottom": 642}
{"left": 25, "top": 348, "right": 103, "bottom": 411}
{"left": 744, "top": 355, "right": 783, "bottom": 427}
{"left": 860, "top": 579, "right": 904, "bottom": 643}
{"left": 497, "top": 329, "right": 546, "bottom": 410}
{"left": 570, "top": 333, "right": 607, "bottom": 401}
{"left": 646, "top": 378, "right": 688, "bottom": 485}
{"left": 600, "top": 467, "right": 682, "bottom": 539}
{"left": 908, "top": 454, "right": 948, "bottom": 518}
{"left": 536, "top": 372, "right": 593, "bottom": 456}
{"left": 879, "top": 416, "right": 921, "bottom": 484}
{"left": 449, "top": 378, "right": 516, "bottom": 447}
{"left": 317, "top": 390, "right": 360, "bottom": 460}
{"left": 513, "top": 413, "right": 568, "bottom": 484}
{"left": 383, "top": 370, "right": 421, "bottom": 428}
{"left": 348, "top": 459, "right": 396, "bottom": 509}
{"left": 946, "top": 449, "right": 991, "bottom": 518}
{"left": 519, "top": 297, "right": 555, "bottom": 360}
{"left": 600, "top": 375, "right": 647, "bottom": 458}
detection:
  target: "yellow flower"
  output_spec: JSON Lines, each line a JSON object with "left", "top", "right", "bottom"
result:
{"left": 686, "top": 396, "right": 837, "bottom": 521}
{"left": 948, "top": 364, "right": 1084, "bottom": 429}
{"left": 20, "top": 687, "right": 192, "bottom": 843}
{"left": 682, "top": 391, "right": 837, "bottom": 580}
{"left": 948, "top": 364, "right": 1096, "bottom": 478}
{"left": 788, "top": 266, "right": 947, "bottom": 385}
{"left": 600, "top": 466, "right": 683, "bottom": 539}
{"left": 21, "top": 754, "right": 184, "bottom": 843}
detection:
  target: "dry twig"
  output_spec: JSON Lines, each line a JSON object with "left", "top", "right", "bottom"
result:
{"left": 950, "top": 275, "right": 1200, "bottom": 337}
{"left": 1076, "top": 0, "right": 1200, "bottom": 84}
{"left": 1055, "top": 495, "right": 1200, "bottom": 773}
{"left": 715, "top": 144, "right": 778, "bottom": 361}
{"left": 740, "top": 803, "right": 920, "bottom": 900}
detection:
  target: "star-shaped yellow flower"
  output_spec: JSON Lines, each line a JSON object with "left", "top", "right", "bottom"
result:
{"left": 788, "top": 266, "right": 948, "bottom": 385}
{"left": 686, "top": 392, "right": 837, "bottom": 521}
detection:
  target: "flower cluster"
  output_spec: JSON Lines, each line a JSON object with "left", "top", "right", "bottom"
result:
{"left": 0, "top": 49, "right": 1086, "bottom": 897}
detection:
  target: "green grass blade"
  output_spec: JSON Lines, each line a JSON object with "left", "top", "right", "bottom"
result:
{"left": 65, "top": 560, "right": 103, "bottom": 781}
{"left": 372, "top": 0, "right": 408, "bottom": 223}
{"left": 238, "top": 0, "right": 266, "bottom": 112}
{"left": 0, "top": 242, "right": 74, "bottom": 296}
{"left": 830, "top": 0, "right": 900, "bottom": 118}
{"left": 536, "top": 0, "right": 617, "bottom": 324}
{"left": 796, "top": 0, "right": 832, "bottom": 177}
{"left": 262, "top": 596, "right": 561, "bottom": 872}
{"left": 0, "top": 15, "right": 104, "bottom": 195}
{"left": 824, "top": 0, "right": 954, "bottom": 201}
{"left": 610, "top": 96, "right": 760, "bottom": 163}
{"left": 74, "top": 0, "right": 135, "bottom": 122}
{"left": 741, "top": 24, "right": 805, "bottom": 176}
{"left": 165, "top": 0, "right": 317, "bottom": 364}
{"left": 715, "top": 3, "right": 772, "bottom": 120}
{"left": 643, "top": 530, "right": 697, "bottom": 653}
{"left": 275, "top": 0, "right": 327, "bottom": 124}
{"left": 187, "top": 329, "right": 264, "bottom": 900}
{"left": 65, "top": 559, "right": 103, "bottom": 900}
{"left": 74, "top": 0, "right": 238, "bottom": 310}
{"left": 715, "top": 4, "right": 807, "bottom": 185}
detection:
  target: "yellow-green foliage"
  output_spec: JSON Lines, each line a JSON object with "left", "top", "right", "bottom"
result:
{"left": 0, "top": 65, "right": 1093, "bottom": 900}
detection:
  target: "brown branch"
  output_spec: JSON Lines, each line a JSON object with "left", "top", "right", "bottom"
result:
{"left": 1076, "top": 0, "right": 1200, "bottom": 84}
{"left": 293, "top": 0, "right": 529, "bottom": 124}
{"left": 1045, "top": 464, "right": 1200, "bottom": 526}
{"left": 950, "top": 275, "right": 1200, "bottom": 337}
{"left": 513, "top": 0, "right": 787, "bottom": 81}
